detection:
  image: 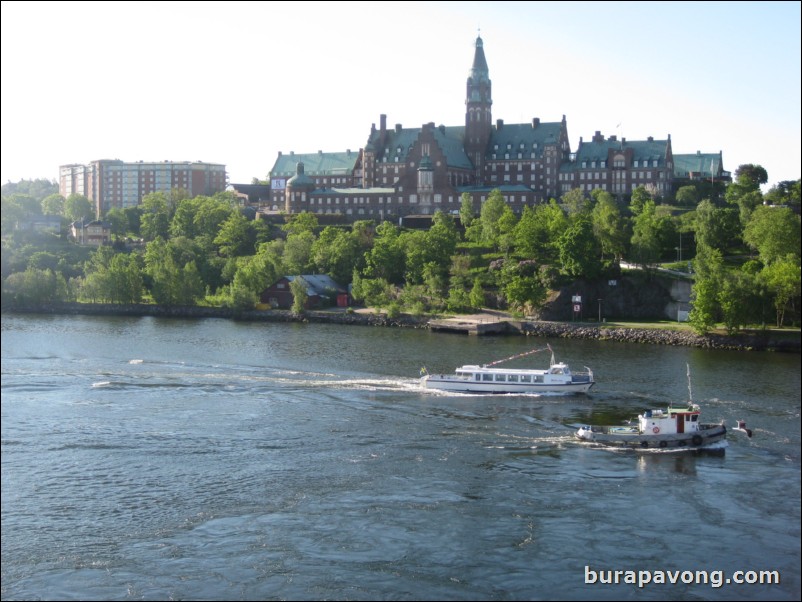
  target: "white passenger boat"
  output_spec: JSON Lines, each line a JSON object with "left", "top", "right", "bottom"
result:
{"left": 420, "top": 345, "right": 594, "bottom": 394}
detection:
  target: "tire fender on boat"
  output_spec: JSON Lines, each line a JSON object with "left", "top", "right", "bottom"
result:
{"left": 652, "top": 426, "right": 660, "bottom": 434}
{"left": 691, "top": 434, "right": 703, "bottom": 446}
{"left": 659, "top": 440, "right": 667, "bottom": 448}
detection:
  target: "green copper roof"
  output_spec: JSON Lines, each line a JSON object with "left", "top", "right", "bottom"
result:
{"left": 367, "top": 125, "right": 473, "bottom": 170}
{"left": 286, "top": 162, "right": 315, "bottom": 189}
{"left": 469, "top": 35, "right": 490, "bottom": 83}
{"left": 561, "top": 137, "right": 670, "bottom": 172}
{"left": 673, "top": 152, "right": 722, "bottom": 178}
{"left": 271, "top": 151, "right": 359, "bottom": 178}
{"left": 488, "top": 122, "right": 564, "bottom": 159}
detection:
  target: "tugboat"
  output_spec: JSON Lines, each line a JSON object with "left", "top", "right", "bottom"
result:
{"left": 575, "top": 365, "right": 740, "bottom": 450}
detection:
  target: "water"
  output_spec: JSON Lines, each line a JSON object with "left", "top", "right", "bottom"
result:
{"left": 1, "top": 314, "right": 800, "bottom": 601}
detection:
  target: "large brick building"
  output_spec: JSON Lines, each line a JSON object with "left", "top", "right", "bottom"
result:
{"left": 261, "top": 35, "right": 729, "bottom": 220}
{"left": 60, "top": 159, "right": 227, "bottom": 217}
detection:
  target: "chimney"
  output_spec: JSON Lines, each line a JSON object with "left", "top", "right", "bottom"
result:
{"left": 395, "top": 124, "right": 402, "bottom": 133}
{"left": 497, "top": 119, "right": 504, "bottom": 129}
{"left": 380, "top": 114, "right": 387, "bottom": 133}
{"left": 532, "top": 117, "right": 540, "bottom": 128}
{"left": 647, "top": 136, "right": 653, "bottom": 142}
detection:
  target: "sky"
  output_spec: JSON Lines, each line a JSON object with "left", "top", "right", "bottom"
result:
{"left": 2, "top": 1, "right": 800, "bottom": 192}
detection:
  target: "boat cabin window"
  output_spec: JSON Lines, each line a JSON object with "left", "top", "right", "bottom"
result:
{"left": 520, "top": 375, "right": 531, "bottom": 383}
{"left": 482, "top": 374, "right": 493, "bottom": 381}
{"left": 474, "top": 374, "right": 480, "bottom": 381}
{"left": 691, "top": 415, "right": 698, "bottom": 422}
{"left": 534, "top": 375, "right": 543, "bottom": 383}
{"left": 494, "top": 374, "right": 506, "bottom": 382}
{"left": 508, "top": 374, "right": 518, "bottom": 382}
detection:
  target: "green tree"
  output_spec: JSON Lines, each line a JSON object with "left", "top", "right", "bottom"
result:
{"left": 64, "top": 193, "right": 94, "bottom": 222}
{"left": 743, "top": 205, "right": 801, "bottom": 266}
{"left": 763, "top": 179, "right": 800, "bottom": 209}
{"left": 459, "top": 192, "right": 475, "bottom": 230}
{"left": 591, "top": 190, "right": 627, "bottom": 261}
{"left": 561, "top": 188, "right": 590, "bottom": 216}
{"left": 630, "top": 201, "right": 664, "bottom": 268}
{"left": 283, "top": 211, "right": 319, "bottom": 236}
{"left": 291, "top": 274, "right": 321, "bottom": 310}
{"left": 214, "top": 212, "right": 254, "bottom": 258}
{"left": 41, "top": 193, "right": 65, "bottom": 216}
{"left": 558, "top": 216, "right": 601, "bottom": 278}
{"left": 312, "top": 226, "right": 361, "bottom": 284}
{"left": 3, "top": 267, "right": 69, "bottom": 305}
{"left": 104, "top": 207, "right": 129, "bottom": 239}
{"left": 140, "top": 192, "right": 171, "bottom": 241}
{"left": 283, "top": 231, "right": 316, "bottom": 275}
{"left": 513, "top": 201, "right": 568, "bottom": 260}
{"left": 364, "top": 221, "right": 405, "bottom": 283}
{"left": 675, "top": 185, "right": 700, "bottom": 207}
{"left": 629, "top": 186, "right": 652, "bottom": 216}
{"left": 469, "top": 277, "right": 485, "bottom": 309}
{"left": 479, "top": 189, "right": 508, "bottom": 246}
{"left": 688, "top": 246, "right": 724, "bottom": 334}
{"left": 762, "top": 258, "right": 801, "bottom": 327}
{"left": 693, "top": 199, "right": 739, "bottom": 252}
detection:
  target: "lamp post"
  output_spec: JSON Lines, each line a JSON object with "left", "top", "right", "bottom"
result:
{"left": 598, "top": 298, "right": 603, "bottom": 323}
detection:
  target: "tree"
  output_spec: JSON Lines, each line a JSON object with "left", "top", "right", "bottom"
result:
{"left": 140, "top": 192, "right": 171, "bottom": 241}
{"left": 364, "top": 221, "right": 405, "bottom": 283}
{"left": 459, "top": 192, "right": 475, "bottom": 230}
{"left": 674, "top": 185, "right": 700, "bottom": 207}
{"left": 688, "top": 246, "right": 724, "bottom": 334}
{"left": 763, "top": 179, "right": 801, "bottom": 209}
{"left": 3, "top": 267, "right": 69, "bottom": 305}
{"left": 282, "top": 211, "right": 319, "bottom": 236}
{"left": 743, "top": 206, "right": 801, "bottom": 266}
{"left": 591, "top": 190, "right": 627, "bottom": 261}
{"left": 561, "top": 188, "right": 590, "bottom": 216}
{"left": 725, "top": 164, "right": 767, "bottom": 224}
{"left": 312, "top": 226, "right": 361, "bottom": 284}
{"left": 513, "top": 201, "right": 568, "bottom": 260}
{"left": 630, "top": 201, "right": 663, "bottom": 268}
{"left": 469, "top": 278, "right": 485, "bottom": 309}
{"left": 283, "top": 231, "right": 316, "bottom": 275}
{"left": 693, "top": 199, "right": 739, "bottom": 252}
{"left": 558, "top": 217, "right": 601, "bottom": 278}
{"left": 629, "top": 186, "right": 652, "bottom": 216}
{"left": 104, "top": 207, "right": 129, "bottom": 239}
{"left": 41, "top": 193, "right": 65, "bottom": 216}
{"left": 64, "top": 193, "right": 93, "bottom": 222}
{"left": 479, "top": 189, "right": 508, "bottom": 246}
{"left": 290, "top": 276, "right": 309, "bottom": 313}
{"left": 762, "top": 258, "right": 801, "bottom": 327}
{"left": 214, "top": 212, "right": 254, "bottom": 258}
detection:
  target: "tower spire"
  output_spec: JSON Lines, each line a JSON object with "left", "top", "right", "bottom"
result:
{"left": 465, "top": 34, "right": 492, "bottom": 184}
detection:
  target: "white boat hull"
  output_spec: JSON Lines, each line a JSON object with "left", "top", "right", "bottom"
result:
{"left": 576, "top": 423, "right": 727, "bottom": 449}
{"left": 422, "top": 375, "right": 594, "bottom": 394}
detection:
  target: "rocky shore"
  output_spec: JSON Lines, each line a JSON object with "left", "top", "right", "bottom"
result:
{"left": 4, "top": 302, "right": 799, "bottom": 353}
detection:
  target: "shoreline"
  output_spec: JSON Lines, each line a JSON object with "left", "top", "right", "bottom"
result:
{"left": 3, "top": 302, "right": 799, "bottom": 353}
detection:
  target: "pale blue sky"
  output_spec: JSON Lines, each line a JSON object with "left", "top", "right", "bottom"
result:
{"left": 2, "top": 1, "right": 799, "bottom": 190}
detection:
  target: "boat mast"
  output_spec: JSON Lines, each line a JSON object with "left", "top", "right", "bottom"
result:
{"left": 483, "top": 345, "right": 552, "bottom": 367}
{"left": 686, "top": 363, "right": 693, "bottom": 404}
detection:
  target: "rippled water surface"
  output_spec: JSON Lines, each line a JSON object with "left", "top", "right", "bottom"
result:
{"left": 2, "top": 314, "right": 800, "bottom": 600}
